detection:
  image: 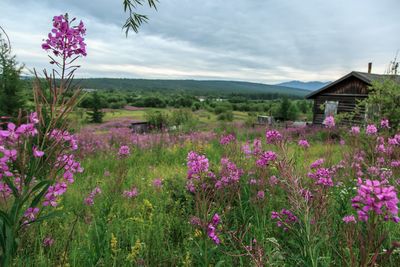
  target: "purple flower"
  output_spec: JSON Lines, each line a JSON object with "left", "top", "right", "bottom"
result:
{"left": 256, "top": 190, "right": 265, "bottom": 200}
{"left": 212, "top": 213, "right": 220, "bottom": 225}
{"left": 23, "top": 207, "right": 40, "bottom": 224}
{"left": 381, "top": 119, "right": 390, "bottom": 129}
{"left": 43, "top": 237, "right": 55, "bottom": 247}
{"left": 118, "top": 145, "right": 130, "bottom": 157}
{"left": 152, "top": 178, "right": 163, "bottom": 188}
{"left": 323, "top": 116, "right": 335, "bottom": 128}
{"left": 271, "top": 209, "right": 298, "bottom": 231}
{"left": 310, "top": 158, "right": 324, "bottom": 169}
{"left": 215, "top": 158, "right": 243, "bottom": 188}
{"left": 342, "top": 215, "right": 357, "bottom": 224}
{"left": 256, "top": 151, "right": 277, "bottom": 167}
{"left": 308, "top": 167, "right": 334, "bottom": 187}
{"left": 84, "top": 187, "right": 101, "bottom": 206}
{"left": 366, "top": 124, "right": 378, "bottom": 135}
{"left": 298, "top": 139, "right": 310, "bottom": 148}
{"left": 350, "top": 126, "right": 360, "bottom": 135}
{"left": 42, "top": 14, "right": 87, "bottom": 59}
{"left": 265, "top": 130, "right": 282, "bottom": 144}
{"left": 220, "top": 134, "right": 235, "bottom": 145}
{"left": 32, "top": 146, "right": 44, "bottom": 158}
{"left": 123, "top": 187, "right": 138, "bottom": 198}
{"left": 351, "top": 179, "right": 399, "bottom": 222}
{"left": 207, "top": 213, "right": 221, "bottom": 245}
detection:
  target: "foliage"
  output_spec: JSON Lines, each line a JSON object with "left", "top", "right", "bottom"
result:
{"left": 0, "top": 33, "right": 25, "bottom": 117}
{"left": 122, "top": 0, "right": 158, "bottom": 35}
{"left": 361, "top": 77, "right": 400, "bottom": 129}
{"left": 86, "top": 92, "right": 104, "bottom": 123}
{"left": 0, "top": 14, "right": 85, "bottom": 265}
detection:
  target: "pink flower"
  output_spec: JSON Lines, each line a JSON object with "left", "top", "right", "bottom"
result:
{"left": 152, "top": 178, "right": 163, "bottom": 188}
{"left": 215, "top": 158, "right": 243, "bottom": 189}
{"left": 220, "top": 134, "right": 235, "bottom": 145}
{"left": 84, "top": 187, "right": 101, "bottom": 206}
{"left": 323, "top": 116, "right": 335, "bottom": 128}
{"left": 208, "top": 213, "right": 221, "bottom": 245}
{"left": 256, "top": 190, "right": 265, "bottom": 200}
{"left": 310, "top": 158, "right": 324, "bottom": 169}
{"left": 29, "top": 112, "right": 39, "bottom": 124}
{"left": 23, "top": 207, "right": 40, "bottom": 224}
{"left": 298, "top": 139, "right": 310, "bottom": 148}
{"left": 342, "top": 215, "right": 357, "bottom": 224}
{"left": 256, "top": 151, "right": 277, "bottom": 167}
{"left": 271, "top": 209, "right": 298, "bottom": 231}
{"left": 265, "top": 130, "right": 282, "bottom": 144}
{"left": 381, "top": 119, "right": 390, "bottom": 129}
{"left": 366, "top": 124, "right": 378, "bottom": 135}
{"left": 308, "top": 167, "right": 334, "bottom": 187}
{"left": 32, "top": 146, "right": 44, "bottom": 158}
{"left": 42, "top": 14, "right": 87, "bottom": 59}
{"left": 123, "top": 187, "right": 138, "bottom": 198}
{"left": 43, "top": 237, "right": 54, "bottom": 247}
{"left": 351, "top": 179, "right": 399, "bottom": 222}
{"left": 118, "top": 145, "right": 130, "bottom": 157}
{"left": 350, "top": 126, "right": 360, "bottom": 135}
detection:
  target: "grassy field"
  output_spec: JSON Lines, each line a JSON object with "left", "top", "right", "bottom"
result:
{"left": 12, "top": 124, "right": 400, "bottom": 266}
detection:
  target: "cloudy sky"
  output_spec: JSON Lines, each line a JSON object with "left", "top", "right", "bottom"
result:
{"left": 0, "top": 0, "right": 399, "bottom": 84}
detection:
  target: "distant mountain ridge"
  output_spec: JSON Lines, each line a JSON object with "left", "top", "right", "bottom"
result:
{"left": 75, "top": 78, "right": 310, "bottom": 97}
{"left": 276, "top": 80, "right": 331, "bottom": 91}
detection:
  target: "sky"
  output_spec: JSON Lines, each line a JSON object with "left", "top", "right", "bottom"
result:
{"left": 0, "top": 0, "right": 399, "bottom": 84}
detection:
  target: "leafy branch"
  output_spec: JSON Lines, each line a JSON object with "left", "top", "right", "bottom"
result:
{"left": 122, "top": 0, "right": 158, "bottom": 36}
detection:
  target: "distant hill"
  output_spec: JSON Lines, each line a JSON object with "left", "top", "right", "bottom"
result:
{"left": 276, "top": 81, "right": 331, "bottom": 91}
{"left": 75, "top": 78, "right": 310, "bottom": 97}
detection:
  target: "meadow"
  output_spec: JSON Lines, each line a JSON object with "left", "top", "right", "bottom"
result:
{"left": 1, "top": 11, "right": 400, "bottom": 267}
{"left": 7, "top": 118, "right": 400, "bottom": 266}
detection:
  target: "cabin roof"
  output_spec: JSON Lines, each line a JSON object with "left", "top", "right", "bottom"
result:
{"left": 306, "top": 71, "right": 400, "bottom": 99}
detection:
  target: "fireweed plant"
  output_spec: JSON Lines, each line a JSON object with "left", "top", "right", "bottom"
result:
{"left": 0, "top": 14, "right": 86, "bottom": 265}
{"left": 182, "top": 117, "right": 400, "bottom": 266}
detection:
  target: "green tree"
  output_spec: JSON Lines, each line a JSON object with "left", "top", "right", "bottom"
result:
{"left": 87, "top": 91, "right": 104, "bottom": 123}
{"left": 278, "top": 97, "right": 291, "bottom": 121}
{"left": 360, "top": 77, "right": 400, "bottom": 129}
{"left": 0, "top": 33, "right": 25, "bottom": 117}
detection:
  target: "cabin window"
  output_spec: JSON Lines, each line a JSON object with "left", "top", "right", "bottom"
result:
{"left": 365, "top": 104, "right": 380, "bottom": 122}
{"left": 324, "top": 101, "right": 338, "bottom": 118}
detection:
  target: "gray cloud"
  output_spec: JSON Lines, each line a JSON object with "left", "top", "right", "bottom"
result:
{"left": 0, "top": 0, "right": 399, "bottom": 83}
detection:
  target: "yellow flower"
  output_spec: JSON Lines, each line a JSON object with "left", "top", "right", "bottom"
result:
{"left": 110, "top": 233, "right": 118, "bottom": 255}
{"left": 126, "top": 239, "right": 142, "bottom": 263}
{"left": 182, "top": 251, "right": 192, "bottom": 267}
{"left": 194, "top": 229, "right": 202, "bottom": 238}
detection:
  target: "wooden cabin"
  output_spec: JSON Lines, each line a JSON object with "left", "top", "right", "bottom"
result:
{"left": 306, "top": 67, "right": 400, "bottom": 125}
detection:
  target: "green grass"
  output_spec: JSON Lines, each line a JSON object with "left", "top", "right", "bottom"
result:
{"left": 13, "top": 133, "right": 400, "bottom": 266}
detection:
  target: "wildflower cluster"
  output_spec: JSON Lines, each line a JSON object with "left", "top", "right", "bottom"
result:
{"left": 308, "top": 167, "right": 334, "bottom": 187}
{"left": 186, "top": 151, "right": 214, "bottom": 193}
{"left": 256, "top": 151, "right": 277, "bottom": 167}
{"left": 220, "top": 134, "right": 235, "bottom": 145}
{"left": 265, "top": 130, "right": 282, "bottom": 144}
{"left": 323, "top": 115, "right": 335, "bottom": 128}
{"left": 118, "top": 145, "right": 131, "bottom": 157}
{"left": 84, "top": 187, "right": 101, "bottom": 206}
{"left": 215, "top": 158, "right": 243, "bottom": 189}
{"left": 207, "top": 213, "right": 221, "bottom": 244}
{"left": 123, "top": 186, "right": 139, "bottom": 198}
{"left": 366, "top": 124, "right": 378, "bottom": 135}
{"left": 351, "top": 179, "right": 399, "bottom": 222}
{"left": 271, "top": 209, "right": 298, "bottom": 231}
{"left": 298, "top": 139, "right": 310, "bottom": 148}
{"left": 42, "top": 14, "right": 87, "bottom": 58}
